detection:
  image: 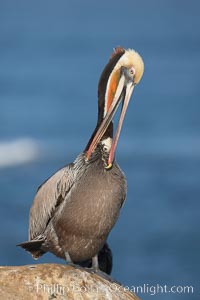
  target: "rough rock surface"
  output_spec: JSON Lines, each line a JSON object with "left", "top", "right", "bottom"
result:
{"left": 0, "top": 264, "right": 140, "bottom": 300}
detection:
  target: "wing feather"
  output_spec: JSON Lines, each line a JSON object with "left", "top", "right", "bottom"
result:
{"left": 29, "top": 164, "right": 74, "bottom": 240}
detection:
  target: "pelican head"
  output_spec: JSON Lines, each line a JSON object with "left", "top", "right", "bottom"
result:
{"left": 86, "top": 47, "right": 144, "bottom": 168}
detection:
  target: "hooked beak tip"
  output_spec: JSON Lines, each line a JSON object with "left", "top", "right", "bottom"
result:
{"left": 105, "top": 162, "right": 113, "bottom": 170}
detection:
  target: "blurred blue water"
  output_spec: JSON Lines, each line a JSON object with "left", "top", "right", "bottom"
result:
{"left": 0, "top": 1, "right": 200, "bottom": 299}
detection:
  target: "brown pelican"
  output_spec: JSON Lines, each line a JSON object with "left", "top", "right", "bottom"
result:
{"left": 18, "top": 47, "right": 144, "bottom": 273}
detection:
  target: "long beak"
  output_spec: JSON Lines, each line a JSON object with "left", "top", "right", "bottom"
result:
{"left": 86, "top": 75, "right": 134, "bottom": 167}
{"left": 106, "top": 82, "right": 134, "bottom": 168}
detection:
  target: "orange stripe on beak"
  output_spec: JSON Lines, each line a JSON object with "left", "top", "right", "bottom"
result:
{"left": 106, "top": 69, "right": 120, "bottom": 113}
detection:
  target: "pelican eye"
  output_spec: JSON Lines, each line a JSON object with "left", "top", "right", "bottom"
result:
{"left": 121, "top": 66, "right": 135, "bottom": 83}
{"left": 129, "top": 67, "right": 135, "bottom": 77}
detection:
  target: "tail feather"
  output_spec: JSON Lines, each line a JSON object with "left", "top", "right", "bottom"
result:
{"left": 17, "top": 240, "right": 45, "bottom": 259}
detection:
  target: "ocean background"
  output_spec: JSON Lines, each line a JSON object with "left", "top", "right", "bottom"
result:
{"left": 0, "top": 1, "right": 200, "bottom": 299}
